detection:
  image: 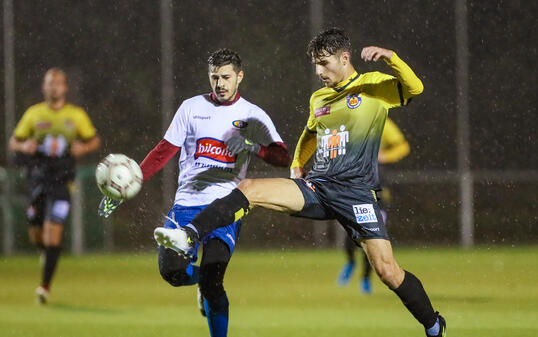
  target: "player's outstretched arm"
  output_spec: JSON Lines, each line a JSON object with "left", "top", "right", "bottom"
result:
{"left": 139, "top": 139, "right": 180, "bottom": 182}
{"left": 361, "top": 46, "right": 424, "bottom": 97}
{"left": 290, "top": 128, "right": 317, "bottom": 178}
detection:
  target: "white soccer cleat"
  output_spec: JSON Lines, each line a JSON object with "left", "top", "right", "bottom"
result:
{"left": 35, "top": 286, "right": 49, "bottom": 305}
{"left": 153, "top": 227, "right": 196, "bottom": 259}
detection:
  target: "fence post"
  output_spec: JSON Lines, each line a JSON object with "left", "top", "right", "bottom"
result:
{"left": 3, "top": 0, "right": 15, "bottom": 255}
{"left": 455, "top": 0, "right": 473, "bottom": 248}
{"left": 71, "top": 176, "right": 84, "bottom": 255}
{"left": 160, "top": 0, "right": 175, "bottom": 207}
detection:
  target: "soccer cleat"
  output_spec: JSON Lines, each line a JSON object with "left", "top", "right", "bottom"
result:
{"left": 426, "top": 312, "right": 446, "bottom": 337}
{"left": 197, "top": 287, "right": 206, "bottom": 317}
{"left": 35, "top": 286, "right": 49, "bottom": 305}
{"left": 337, "top": 262, "right": 356, "bottom": 286}
{"left": 153, "top": 227, "right": 196, "bottom": 259}
{"left": 360, "top": 277, "right": 372, "bottom": 294}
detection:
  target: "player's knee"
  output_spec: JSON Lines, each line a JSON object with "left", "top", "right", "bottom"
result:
{"left": 159, "top": 263, "right": 190, "bottom": 287}
{"left": 375, "top": 263, "right": 403, "bottom": 289}
{"left": 238, "top": 179, "right": 255, "bottom": 196}
{"left": 158, "top": 248, "right": 191, "bottom": 287}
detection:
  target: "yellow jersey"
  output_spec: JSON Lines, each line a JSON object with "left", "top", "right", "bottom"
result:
{"left": 301, "top": 53, "right": 421, "bottom": 189}
{"left": 13, "top": 102, "right": 96, "bottom": 157}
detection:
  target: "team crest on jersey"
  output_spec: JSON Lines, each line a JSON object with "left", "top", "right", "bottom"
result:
{"left": 346, "top": 94, "right": 362, "bottom": 109}
{"left": 320, "top": 125, "right": 349, "bottom": 159}
{"left": 64, "top": 119, "right": 76, "bottom": 130}
{"left": 195, "top": 137, "right": 236, "bottom": 163}
{"left": 314, "top": 106, "right": 331, "bottom": 118}
{"left": 232, "top": 120, "right": 248, "bottom": 128}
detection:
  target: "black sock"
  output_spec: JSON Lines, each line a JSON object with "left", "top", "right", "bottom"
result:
{"left": 344, "top": 238, "right": 356, "bottom": 264}
{"left": 362, "top": 251, "right": 372, "bottom": 278}
{"left": 393, "top": 270, "right": 437, "bottom": 328}
{"left": 190, "top": 189, "right": 250, "bottom": 239}
{"left": 42, "top": 246, "right": 62, "bottom": 288}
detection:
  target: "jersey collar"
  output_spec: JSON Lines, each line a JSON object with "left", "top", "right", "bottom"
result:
{"left": 333, "top": 71, "right": 359, "bottom": 92}
{"left": 210, "top": 92, "right": 241, "bottom": 106}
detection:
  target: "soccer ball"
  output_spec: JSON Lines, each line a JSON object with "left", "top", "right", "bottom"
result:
{"left": 95, "top": 154, "right": 143, "bottom": 200}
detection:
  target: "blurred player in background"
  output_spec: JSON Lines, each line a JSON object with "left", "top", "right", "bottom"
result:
{"left": 8, "top": 68, "right": 101, "bottom": 304}
{"left": 155, "top": 28, "right": 446, "bottom": 337}
{"left": 99, "top": 49, "right": 290, "bottom": 337}
{"left": 337, "top": 117, "right": 410, "bottom": 293}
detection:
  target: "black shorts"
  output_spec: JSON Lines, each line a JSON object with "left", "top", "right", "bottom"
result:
{"left": 27, "top": 183, "right": 71, "bottom": 227}
{"left": 292, "top": 177, "right": 388, "bottom": 240}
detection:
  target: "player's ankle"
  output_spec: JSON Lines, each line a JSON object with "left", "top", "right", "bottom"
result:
{"left": 426, "top": 316, "right": 440, "bottom": 336}
{"left": 184, "top": 224, "right": 200, "bottom": 241}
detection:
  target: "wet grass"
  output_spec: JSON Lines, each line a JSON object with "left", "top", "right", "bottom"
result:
{"left": 1, "top": 246, "right": 537, "bottom": 336}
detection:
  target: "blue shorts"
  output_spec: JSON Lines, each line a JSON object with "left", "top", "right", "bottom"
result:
{"left": 163, "top": 204, "right": 241, "bottom": 262}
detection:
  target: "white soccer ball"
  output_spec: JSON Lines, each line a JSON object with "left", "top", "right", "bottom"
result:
{"left": 95, "top": 154, "right": 143, "bottom": 200}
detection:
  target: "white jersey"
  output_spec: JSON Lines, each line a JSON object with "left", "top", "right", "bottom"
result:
{"left": 164, "top": 94, "right": 283, "bottom": 206}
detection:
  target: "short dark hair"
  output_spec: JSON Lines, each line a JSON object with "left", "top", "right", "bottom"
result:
{"left": 307, "top": 27, "right": 351, "bottom": 59}
{"left": 44, "top": 67, "right": 67, "bottom": 81}
{"left": 208, "top": 48, "right": 242, "bottom": 72}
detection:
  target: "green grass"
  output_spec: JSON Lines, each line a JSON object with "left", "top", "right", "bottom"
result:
{"left": 1, "top": 246, "right": 537, "bottom": 337}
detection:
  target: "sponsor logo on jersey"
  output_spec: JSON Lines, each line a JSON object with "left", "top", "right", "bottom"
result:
{"left": 194, "top": 115, "right": 211, "bottom": 120}
{"left": 314, "top": 105, "right": 331, "bottom": 118}
{"left": 195, "top": 137, "right": 236, "bottom": 163}
{"left": 320, "top": 125, "right": 349, "bottom": 159}
{"left": 352, "top": 204, "right": 378, "bottom": 224}
{"left": 35, "top": 121, "right": 52, "bottom": 129}
{"left": 232, "top": 120, "right": 248, "bottom": 128}
{"left": 346, "top": 94, "right": 362, "bottom": 109}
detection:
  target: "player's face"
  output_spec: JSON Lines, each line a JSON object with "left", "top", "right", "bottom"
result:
{"left": 42, "top": 71, "right": 68, "bottom": 101}
{"left": 208, "top": 64, "right": 244, "bottom": 103}
{"left": 313, "top": 52, "right": 349, "bottom": 88}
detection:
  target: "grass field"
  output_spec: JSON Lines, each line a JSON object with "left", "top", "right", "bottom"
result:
{"left": 1, "top": 246, "right": 537, "bottom": 337}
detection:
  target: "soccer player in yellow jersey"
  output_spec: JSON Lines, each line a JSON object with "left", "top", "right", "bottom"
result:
{"left": 154, "top": 28, "right": 446, "bottom": 336}
{"left": 9, "top": 68, "right": 100, "bottom": 304}
{"left": 337, "top": 117, "right": 410, "bottom": 293}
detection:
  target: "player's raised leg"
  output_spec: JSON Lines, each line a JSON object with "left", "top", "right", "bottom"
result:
{"left": 158, "top": 246, "right": 199, "bottom": 286}
{"left": 153, "top": 178, "right": 304, "bottom": 257}
{"left": 192, "top": 178, "right": 303, "bottom": 237}
{"left": 361, "top": 239, "right": 446, "bottom": 337}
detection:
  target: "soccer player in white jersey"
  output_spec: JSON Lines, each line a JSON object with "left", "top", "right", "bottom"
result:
{"left": 99, "top": 49, "right": 290, "bottom": 337}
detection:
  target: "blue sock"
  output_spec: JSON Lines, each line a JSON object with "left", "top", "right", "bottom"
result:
{"left": 426, "top": 317, "right": 440, "bottom": 336}
{"left": 204, "top": 294, "right": 229, "bottom": 337}
{"left": 181, "top": 264, "right": 200, "bottom": 286}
